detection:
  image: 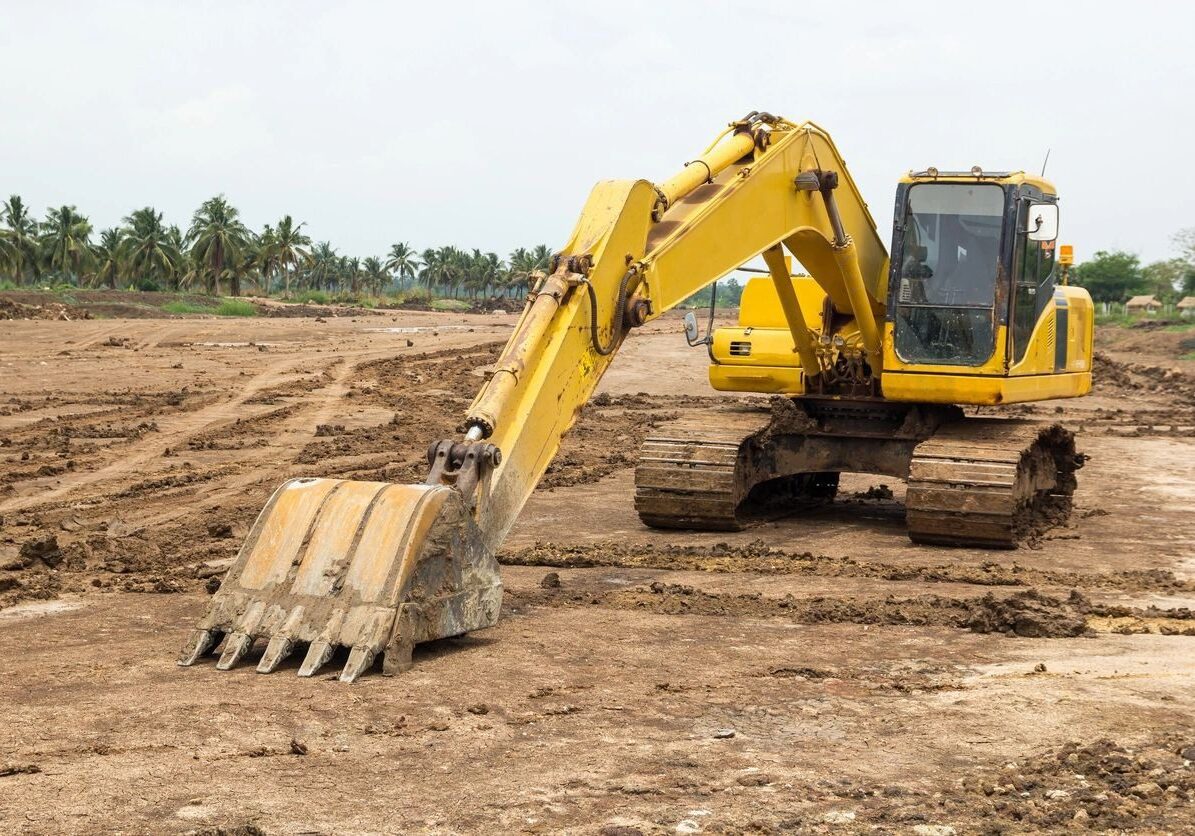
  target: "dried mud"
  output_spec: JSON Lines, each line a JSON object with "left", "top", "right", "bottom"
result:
{"left": 502, "top": 539, "right": 1193, "bottom": 593}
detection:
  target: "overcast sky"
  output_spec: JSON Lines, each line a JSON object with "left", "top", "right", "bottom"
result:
{"left": 1, "top": 1, "right": 1189, "bottom": 266}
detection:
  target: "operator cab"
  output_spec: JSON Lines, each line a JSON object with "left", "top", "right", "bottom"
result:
{"left": 887, "top": 168, "right": 1060, "bottom": 368}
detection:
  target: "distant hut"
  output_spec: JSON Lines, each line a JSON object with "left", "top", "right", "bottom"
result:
{"left": 1125, "top": 294, "right": 1160, "bottom": 315}
{"left": 1178, "top": 296, "right": 1195, "bottom": 318}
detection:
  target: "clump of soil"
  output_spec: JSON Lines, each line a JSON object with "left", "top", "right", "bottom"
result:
{"left": 851, "top": 484, "right": 895, "bottom": 501}
{"left": 965, "top": 589, "right": 1090, "bottom": 638}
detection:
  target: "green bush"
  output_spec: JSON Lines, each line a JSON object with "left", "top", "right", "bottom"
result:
{"left": 216, "top": 298, "right": 257, "bottom": 317}
{"left": 292, "top": 289, "right": 330, "bottom": 305}
{"left": 391, "top": 287, "right": 433, "bottom": 304}
{"left": 134, "top": 277, "right": 161, "bottom": 292}
{"left": 429, "top": 298, "right": 471, "bottom": 312}
{"left": 0, "top": 279, "right": 17, "bottom": 291}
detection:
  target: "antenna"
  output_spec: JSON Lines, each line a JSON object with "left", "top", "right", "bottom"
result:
{"left": 1041, "top": 148, "right": 1051, "bottom": 176}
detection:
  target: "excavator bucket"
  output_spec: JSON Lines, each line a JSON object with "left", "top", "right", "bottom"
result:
{"left": 178, "top": 477, "right": 502, "bottom": 682}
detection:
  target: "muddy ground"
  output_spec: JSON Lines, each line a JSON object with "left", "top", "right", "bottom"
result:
{"left": 0, "top": 310, "right": 1193, "bottom": 834}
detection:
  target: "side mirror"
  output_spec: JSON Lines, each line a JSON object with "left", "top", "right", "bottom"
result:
{"left": 683, "top": 311, "right": 700, "bottom": 344}
{"left": 1026, "top": 203, "right": 1059, "bottom": 242}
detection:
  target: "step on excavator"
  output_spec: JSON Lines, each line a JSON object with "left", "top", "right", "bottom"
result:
{"left": 180, "top": 112, "right": 1093, "bottom": 681}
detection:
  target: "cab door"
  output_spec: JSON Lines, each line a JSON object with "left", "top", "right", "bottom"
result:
{"left": 1008, "top": 198, "right": 1058, "bottom": 372}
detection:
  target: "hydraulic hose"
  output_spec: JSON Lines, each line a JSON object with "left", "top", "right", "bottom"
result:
{"left": 585, "top": 268, "right": 637, "bottom": 356}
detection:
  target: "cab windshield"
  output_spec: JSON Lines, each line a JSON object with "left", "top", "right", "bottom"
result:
{"left": 894, "top": 183, "right": 1004, "bottom": 365}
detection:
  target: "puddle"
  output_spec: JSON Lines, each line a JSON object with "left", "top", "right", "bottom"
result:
{"left": 364, "top": 326, "right": 481, "bottom": 334}
{"left": 0, "top": 599, "right": 86, "bottom": 620}
{"left": 187, "top": 342, "right": 280, "bottom": 348}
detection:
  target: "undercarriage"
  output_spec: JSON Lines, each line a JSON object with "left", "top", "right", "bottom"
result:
{"left": 634, "top": 397, "right": 1082, "bottom": 548}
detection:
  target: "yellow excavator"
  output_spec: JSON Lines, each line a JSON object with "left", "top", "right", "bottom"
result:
{"left": 180, "top": 112, "right": 1093, "bottom": 681}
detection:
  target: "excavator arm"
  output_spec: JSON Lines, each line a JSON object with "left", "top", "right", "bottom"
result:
{"left": 180, "top": 112, "right": 891, "bottom": 681}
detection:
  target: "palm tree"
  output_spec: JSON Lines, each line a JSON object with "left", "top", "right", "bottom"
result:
{"left": 385, "top": 242, "right": 419, "bottom": 288}
{"left": 230, "top": 237, "right": 263, "bottom": 295}
{"left": 481, "top": 251, "right": 504, "bottom": 298}
{"left": 531, "top": 244, "right": 552, "bottom": 271}
{"left": 187, "top": 195, "right": 251, "bottom": 295}
{"left": 165, "top": 225, "right": 190, "bottom": 290}
{"left": 93, "top": 228, "right": 124, "bottom": 289}
{"left": 308, "top": 241, "right": 339, "bottom": 291}
{"left": 341, "top": 256, "right": 363, "bottom": 295}
{"left": 507, "top": 247, "right": 538, "bottom": 298}
{"left": 261, "top": 215, "right": 311, "bottom": 296}
{"left": 362, "top": 256, "right": 389, "bottom": 294}
{"left": 40, "top": 205, "right": 94, "bottom": 281}
{"left": 432, "top": 245, "right": 463, "bottom": 297}
{"left": 121, "top": 207, "right": 179, "bottom": 289}
{"left": 418, "top": 247, "right": 439, "bottom": 291}
{"left": 1, "top": 195, "right": 40, "bottom": 283}
{"left": 256, "top": 224, "right": 278, "bottom": 294}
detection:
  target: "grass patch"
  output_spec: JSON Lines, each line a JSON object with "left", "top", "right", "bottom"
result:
{"left": 291, "top": 289, "right": 330, "bottom": 305}
{"left": 1095, "top": 313, "right": 1134, "bottom": 327}
{"left": 1163, "top": 321, "right": 1195, "bottom": 332}
{"left": 162, "top": 300, "right": 212, "bottom": 315}
{"left": 215, "top": 298, "right": 257, "bottom": 317}
{"left": 429, "top": 298, "right": 472, "bottom": 312}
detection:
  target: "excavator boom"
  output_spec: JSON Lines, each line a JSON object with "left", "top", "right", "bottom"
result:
{"left": 180, "top": 112, "right": 897, "bottom": 680}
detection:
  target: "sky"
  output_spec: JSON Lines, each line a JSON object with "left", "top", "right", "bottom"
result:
{"left": 1, "top": 1, "right": 1190, "bottom": 266}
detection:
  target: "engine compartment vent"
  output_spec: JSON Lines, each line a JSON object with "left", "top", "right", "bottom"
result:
{"left": 729, "top": 341, "right": 752, "bottom": 357}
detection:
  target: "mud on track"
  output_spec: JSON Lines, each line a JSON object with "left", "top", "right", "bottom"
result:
{"left": 0, "top": 313, "right": 1193, "bottom": 833}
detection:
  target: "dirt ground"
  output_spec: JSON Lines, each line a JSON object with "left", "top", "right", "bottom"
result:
{"left": 1, "top": 309, "right": 1194, "bottom": 834}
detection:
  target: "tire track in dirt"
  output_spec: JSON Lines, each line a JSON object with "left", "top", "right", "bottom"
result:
{"left": 76, "top": 332, "right": 501, "bottom": 534}
{"left": 0, "top": 354, "right": 336, "bottom": 513}
{"left": 64, "top": 322, "right": 138, "bottom": 352}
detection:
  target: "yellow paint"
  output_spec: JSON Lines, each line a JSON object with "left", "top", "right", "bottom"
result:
{"left": 290, "top": 481, "right": 387, "bottom": 596}
{"left": 710, "top": 363, "right": 804, "bottom": 394}
{"left": 881, "top": 370, "right": 1090, "bottom": 405}
{"left": 342, "top": 484, "right": 435, "bottom": 601}
{"left": 238, "top": 478, "right": 338, "bottom": 590}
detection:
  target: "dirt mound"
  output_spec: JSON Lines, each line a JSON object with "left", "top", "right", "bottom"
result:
{"left": 0, "top": 298, "right": 89, "bottom": 320}
{"left": 1094, "top": 351, "right": 1195, "bottom": 404}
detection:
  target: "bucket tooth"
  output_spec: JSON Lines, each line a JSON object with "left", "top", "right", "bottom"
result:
{"left": 216, "top": 632, "right": 254, "bottom": 670}
{"left": 298, "top": 640, "right": 335, "bottom": 678}
{"left": 339, "top": 646, "right": 376, "bottom": 683}
{"left": 256, "top": 636, "right": 294, "bottom": 674}
{"left": 178, "top": 628, "right": 220, "bottom": 666}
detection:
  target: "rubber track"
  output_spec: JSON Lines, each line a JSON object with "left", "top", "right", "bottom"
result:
{"left": 905, "top": 419, "right": 1076, "bottom": 548}
{"left": 634, "top": 409, "right": 774, "bottom": 531}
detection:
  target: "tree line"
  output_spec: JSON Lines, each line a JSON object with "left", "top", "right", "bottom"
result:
{"left": 1071, "top": 228, "right": 1195, "bottom": 303}
{"left": 0, "top": 194, "right": 552, "bottom": 299}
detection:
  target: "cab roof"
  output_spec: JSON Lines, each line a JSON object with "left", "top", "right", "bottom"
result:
{"left": 900, "top": 169, "right": 1056, "bottom": 195}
